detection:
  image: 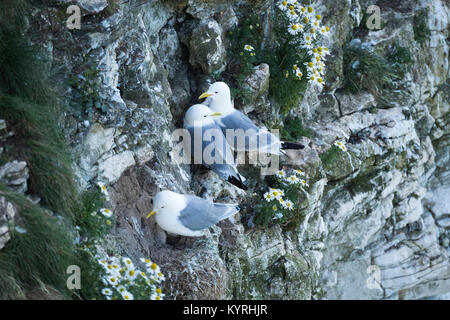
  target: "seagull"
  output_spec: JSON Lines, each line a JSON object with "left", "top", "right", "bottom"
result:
{"left": 199, "top": 82, "right": 305, "bottom": 155}
{"left": 183, "top": 104, "right": 247, "bottom": 190}
{"left": 146, "top": 190, "right": 240, "bottom": 237}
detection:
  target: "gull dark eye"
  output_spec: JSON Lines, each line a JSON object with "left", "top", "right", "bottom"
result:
{"left": 215, "top": 91, "right": 218, "bottom": 94}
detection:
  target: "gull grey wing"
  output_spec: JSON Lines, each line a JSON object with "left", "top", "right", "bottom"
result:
{"left": 216, "top": 110, "right": 279, "bottom": 152}
{"left": 217, "top": 110, "right": 260, "bottom": 132}
{"left": 185, "top": 123, "right": 236, "bottom": 167}
{"left": 178, "top": 196, "right": 240, "bottom": 231}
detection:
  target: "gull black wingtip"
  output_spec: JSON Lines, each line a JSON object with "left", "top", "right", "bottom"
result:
{"left": 227, "top": 176, "right": 248, "bottom": 191}
{"left": 281, "top": 142, "right": 305, "bottom": 150}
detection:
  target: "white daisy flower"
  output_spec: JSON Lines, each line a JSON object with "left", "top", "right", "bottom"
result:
{"left": 276, "top": 170, "right": 286, "bottom": 178}
{"left": 117, "top": 285, "right": 127, "bottom": 294}
{"left": 100, "top": 208, "right": 113, "bottom": 218}
{"left": 294, "top": 169, "right": 305, "bottom": 176}
{"left": 125, "top": 268, "right": 138, "bottom": 281}
{"left": 287, "top": 9, "right": 299, "bottom": 22}
{"left": 121, "top": 291, "right": 134, "bottom": 300}
{"left": 305, "top": 6, "right": 315, "bottom": 18}
{"left": 334, "top": 140, "right": 347, "bottom": 151}
{"left": 140, "top": 257, "right": 152, "bottom": 267}
{"left": 263, "top": 192, "right": 274, "bottom": 202}
{"left": 320, "top": 26, "right": 330, "bottom": 36}
{"left": 244, "top": 44, "right": 254, "bottom": 52}
{"left": 287, "top": 175, "right": 300, "bottom": 184}
{"left": 288, "top": 23, "right": 302, "bottom": 35}
{"left": 300, "top": 179, "right": 309, "bottom": 187}
{"left": 270, "top": 189, "right": 283, "bottom": 200}
{"left": 284, "top": 200, "right": 294, "bottom": 211}
{"left": 155, "top": 288, "right": 165, "bottom": 300}
{"left": 277, "top": 0, "right": 289, "bottom": 11}
{"left": 147, "top": 262, "right": 161, "bottom": 276}
{"left": 101, "top": 288, "right": 113, "bottom": 296}
{"left": 105, "top": 275, "right": 119, "bottom": 286}
{"left": 122, "top": 257, "right": 134, "bottom": 269}
{"left": 97, "top": 182, "right": 109, "bottom": 196}
{"left": 155, "top": 272, "right": 166, "bottom": 282}
{"left": 98, "top": 259, "right": 108, "bottom": 268}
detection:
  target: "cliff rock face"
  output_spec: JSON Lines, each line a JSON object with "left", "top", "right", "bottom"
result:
{"left": 25, "top": 0, "right": 449, "bottom": 299}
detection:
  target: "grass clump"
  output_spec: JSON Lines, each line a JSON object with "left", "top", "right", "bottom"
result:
{"left": 0, "top": 186, "right": 77, "bottom": 299}
{"left": 413, "top": 9, "right": 430, "bottom": 46}
{"left": 342, "top": 40, "right": 399, "bottom": 94}
{"left": 67, "top": 63, "right": 108, "bottom": 119}
{"left": 319, "top": 145, "right": 341, "bottom": 167}
{"left": 0, "top": 0, "right": 83, "bottom": 300}
{"left": 385, "top": 43, "right": 413, "bottom": 77}
{"left": 280, "top": 117, "right": 312, "bottom": 141}
{"left": 0, "top": 0, "right": 79, "bottom": 219}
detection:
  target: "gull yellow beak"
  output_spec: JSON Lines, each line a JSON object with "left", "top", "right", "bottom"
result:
{"left": 210, "top": 112, "right": 223, "bottom": 117}
{"left": 198, "top": 92, "right": 212, "bottom": 100}
{"left": 146, "top": 210, "right": 156, "bottom": 219}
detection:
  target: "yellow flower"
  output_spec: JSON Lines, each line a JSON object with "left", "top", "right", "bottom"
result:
{"left": 308, "top": 6, "right": 313, "bottom": 13}
{"left": 303, "top": 17, "right": 309, "bottom": 24}
{"left": 316, "top": 14, "right": 321, "bottom": 20}
{"left": 156, "top": 288, "right": 162, "bottom": 294}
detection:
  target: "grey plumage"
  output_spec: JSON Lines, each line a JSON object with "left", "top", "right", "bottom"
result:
{"left": 215, "top": 110, "right": 279, "bottom": 153}
{"left": 178, "top": 195, "right": 239, "bottom": 231}
{"left": 184, "top": 119, "right": 247, "bottom": 190}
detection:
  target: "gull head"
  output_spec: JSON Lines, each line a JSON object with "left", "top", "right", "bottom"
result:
{"left": 198, "top": 82, "right": 232, "bottom": 112}
{"left": 147, "top": 190, "right": 185, "bottom": 218}
{"left": 184, "top": 104, "right": 222, "bottom": 127}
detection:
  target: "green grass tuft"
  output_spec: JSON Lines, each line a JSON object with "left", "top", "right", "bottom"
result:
{"left": 413, "top": 9, "right": 430, "bottom": 46}
{"left": 0, "top": 186, "right": 77, "bottom": 299}
{"left": 343, "top": 42, "right": 399, "bottom": 94}
{"left": 280, "top": 117, "right": 312, "bottom": 141}
{"left": 319, "top": 145, "right": 341, "bottom": 168}
{"left": 0, "top": 94, "right": 79, "bottom": 220}
{"left": 0, "top": 0, "right": 79, "bottom": 219}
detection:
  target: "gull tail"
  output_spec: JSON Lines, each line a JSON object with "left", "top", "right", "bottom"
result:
{"left": 227, "top": 175, "right": 248, "bottom": 191}
{"left": 281, "top": 141, "right": 305, "bottom": 150}
{"left": 213, "top": 203, "right": 241, "bottom": 221}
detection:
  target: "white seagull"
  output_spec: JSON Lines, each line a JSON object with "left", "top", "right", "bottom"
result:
{"left": 199, "top": 82, "right": 305, "bottom": 155}
{"left": 183, "top": 104, "right": 247, "bottom": 190}
{"left": 146, "top": 190, "right": 240, "bottom": 237}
